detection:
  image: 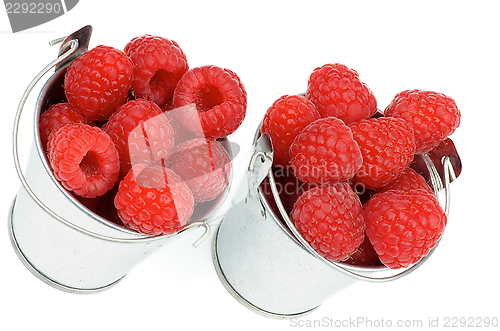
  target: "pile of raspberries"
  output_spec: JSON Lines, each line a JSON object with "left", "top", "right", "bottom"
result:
{"left": 39, "top": 34, "right": 247, "bottom": 236}
{"left": 260, "top": 63, "right": 461, "bottom": 269}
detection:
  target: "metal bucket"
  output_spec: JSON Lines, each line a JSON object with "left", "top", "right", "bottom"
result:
{"left": 212, "top": 122, "right": 459, "bottom": 318}
{"left": 9, "top": 26, "right": 229, "bottom": 293}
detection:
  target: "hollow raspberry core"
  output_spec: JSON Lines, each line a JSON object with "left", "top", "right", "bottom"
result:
{"left": 195, "top": 85, "right": 224, "bottom": 112}
{"left": 151, "top": 69, "right": 169, "bottom": 86}
{"left": 79, "top": 151, "right": 100, "bottom": 177}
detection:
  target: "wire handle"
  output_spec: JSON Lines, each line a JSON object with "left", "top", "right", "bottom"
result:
{"left": 12, "top": 33, "right": 211, "bottom": 247}
{"left": 249, "top": 134, "right": 455, "bottom": 282}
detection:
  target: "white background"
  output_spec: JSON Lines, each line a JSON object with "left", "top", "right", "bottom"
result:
{"left": 1, "top": 1, "right": 499, "bottom": 330}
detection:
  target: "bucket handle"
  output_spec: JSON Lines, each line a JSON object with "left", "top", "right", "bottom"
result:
{"left": 12, "top": 34, "right": 211, "bottom": 247}
{"left": 258, "top": 136, "right": 455, "bottom": 282}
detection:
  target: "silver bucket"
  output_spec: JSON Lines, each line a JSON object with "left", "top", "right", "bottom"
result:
{"left": 9, "top": 26, "right": 230, "bottom": 293}
{"left": 212, "top": 122, "right": 459, "bottom": 318}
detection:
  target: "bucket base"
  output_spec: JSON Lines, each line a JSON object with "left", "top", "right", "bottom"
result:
{"left": 8, "top": 197, "right": 124, "bottom": 294}
{"left": 212, "top": 223, "right": 318, "bottom": 319}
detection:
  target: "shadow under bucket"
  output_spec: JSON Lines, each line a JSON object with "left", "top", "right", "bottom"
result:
{"left": 213, "top": 126, "right": 459, "bottom": 318}
{"left": 10, "top": 26, "right": 230, "bottom": 293}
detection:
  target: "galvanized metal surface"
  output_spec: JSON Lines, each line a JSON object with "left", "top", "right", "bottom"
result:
{"left": 213, "top": 128, "right": 458, "bottom": 318}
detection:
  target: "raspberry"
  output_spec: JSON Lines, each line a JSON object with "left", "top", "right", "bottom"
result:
{"left": 290, "top": 183, "right": 365, "bottom": 262}
{"left": 124, "top": 35, "right": 189, "bottom": 108}
{"left": 47, "top": 123, "right": 120, "bottom": 199}
{"left": 377, "top": 167, "right": 433, "bottom": 194}
{"left": 427, "top": 138, "right": 462, "bottom": 183}
{"left": 114, "top": 165, "right": 194, "bottom": 235}
{"left": 343, "top": 235, "right": 381, "bottom": 267}
{"left": 384, "top": 89, "right": 461, "bottom": 153}
{"left": 170, "top": 138, "right": 231, "bottom": 202}
{"left": 289, "top": 117, "right": 363, "bottom": 185}
{"left": 39, "top": 102, "right": 88, "bottom": 150}
{"left": 64, "top": 45, "right": 134, "bottom": 121}
{"left": 364, "top": 188, "right": 447, "bottom": 269}
{"left": 102, "top": 99, "right": 175, "bottom": 179}
{"left": 260, "top": 95, "right": 321, "bottom": 168}
{"left": 306, "top": 63, "right": 377, "bottom": 124}
{"left": 349, "top": 117, "right": 416, "bottom": 189}
{"left": 172, "top": 65, "right": 247, "bottom": 139}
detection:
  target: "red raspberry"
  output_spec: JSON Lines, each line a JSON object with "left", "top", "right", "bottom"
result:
{"left": 378, "top": 167, "right": 433, "bottom": 194}
{"left": 124, "top": 35, "right": 189, "bottom": 108}
{"left": 343, "top": 235, "right": 382, "bottom": 267}
{"left": 306, "top": 63, "right": 377, "bottom": 124}
{"left": 102, "top": 99, "right": 175, "bottom": 179}
{"left": 364, "top": 188, "right": 447, "bottom": 269}
{"left": 64, "top": 45, "right": 134, "bottom": 121}
{"left": 39, "top": 102, "right": 88, "bottom": 150}
{"left": 47, "top": 123, "right": 120, "bottom": 199}
{"left": 289, "top": 117, "right": 363, "bottom": 185}
{"left": 170, "top": 138, "right": 231, "bottom": 202}
{"left": 349, "top": 117, "right": 416, "bottom": 189}
{"left": 384, "top": 89, "right": 461, "bottom": 153}
{"left": 290, "top": 183, "right": 365, "bottom": 262}
{"left": 427, "top": 138, "right": 462, "bottom": 183}
{"left": 260, "top": 95, "right": 321, "bottom": 168}
{"left": 114, "top": 165, "right": 194, "bottom": 235}
{"left": 172, "top": 65, "right": 247, "bottom": 139}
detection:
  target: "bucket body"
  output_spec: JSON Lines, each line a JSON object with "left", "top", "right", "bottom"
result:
{"left": 10, "top": 161, "right": 166, "bottom": 292}
{"left": 213, "top": 174, "right": 382, "bottom": 317}
{"left": 213, "top": 127, "right": 455, "bottom": 318}
{"left": 10, "top": 37, "right": 229, "bottom": 293}
{"left": 213, "top": 198, "right": 378, "bottom": 317}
